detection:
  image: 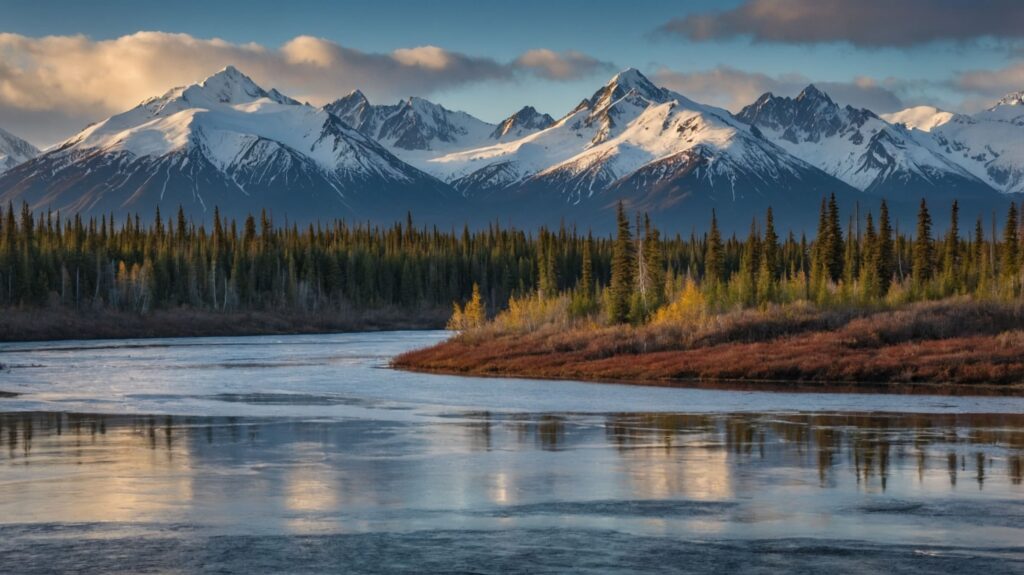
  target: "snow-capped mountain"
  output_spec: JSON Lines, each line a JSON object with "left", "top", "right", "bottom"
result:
{"left": 428, "top": 69, "right": 688, "bottom": 193}
{"left": 884, "top": 94, "right": 1024, "bottom": 195}
{"left": 735, "top": 86, "right": 995, "bottom": 200}
{"left": 882, "top": 106, "right": 959, "bottom": 133}
{"left": 428, "top": 69, "right": 863, "bottom": 231}
{"left": 0, "top": 128, "right": 39, "bottom": 175}
{"left": 323, "top": 92, "right": 555, "bottom": 181}
{"left": 490, "top": 106, "right": 554, "bottom": 140}
{"left": 0, "top": 66, "right": 457, "bottom": 223}
{"left": 2, "top": 63, "right": 1015, "bottom": 232}
{"left": 324, "top": 91, "right": 494, "bottom": 153}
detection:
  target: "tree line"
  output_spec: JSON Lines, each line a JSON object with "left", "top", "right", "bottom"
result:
{"left": 2, "top": 196, "right": 1023, "bottom": 322}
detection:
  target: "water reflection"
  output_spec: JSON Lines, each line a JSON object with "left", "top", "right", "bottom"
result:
{"left": 1, "top": 411, "right": 1022, "bottom": 544}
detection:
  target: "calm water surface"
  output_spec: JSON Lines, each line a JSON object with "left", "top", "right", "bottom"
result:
{"left": 0, "top": 331, "right": 1022, "bottom": 573}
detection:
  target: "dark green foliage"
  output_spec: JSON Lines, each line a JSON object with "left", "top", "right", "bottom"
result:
{"left": 912, "top": 199, "right": 934, "bottom": 291}
{"left": 4, "top": 196, "right": 1024, "bottom": 319}
{"left": 607, "top": 202, "right": 635, "bottom": 323}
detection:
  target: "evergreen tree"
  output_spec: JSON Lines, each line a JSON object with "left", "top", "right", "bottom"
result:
{"left": 1002, "top": 202, "right": 1020, "bottom": 295}
{"left": 877, "top": 200, "right": 895, "bottom": 295}
{"left": 912, "top": 198, "right": 934, "bottom": 292}
{"left": 859, "top": 213, "right": 880, "bottom": 301}
{"left": 641, "top": 215, "right": 665, "bottom": 310}
{"left": 704, "top": 209, "right": 724, "bottom": 287}
{"left": 825, "top": 193, "right": 844, "bottom": 282}
{"left": 607, "top": 202, "right": 634, "bottom": 323}
{"left": 941, "top": 200, "right": 961, "bottom": 295}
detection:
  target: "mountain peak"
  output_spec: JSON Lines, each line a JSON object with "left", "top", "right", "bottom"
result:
{"left": 585, "top": 68, "right": 669, "bottom": 114}
{"left": 607, "top": 68, "right": 660, "bottom": 96}
{"left": 491, "top": 105, "right": 555, "bottom": 139}
{"left": 345, "top": 89, "right": 369, "bottom": 103}
{"left": 612, "top": 67, "right": 647, "bottom": 85}
{"left": 797, "top": 84, "right": 832, "bottom": 105}
{"left": 202, "top": 65, "right": 257, "bottom": 88}
{"left": 995, "top": 90, "right": 1024, "bottom": 108}
{"left": 139, "top": 65, "right": 294, "bottom": 109}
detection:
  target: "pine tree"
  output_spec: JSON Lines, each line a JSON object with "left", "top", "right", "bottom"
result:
{"left": 761, "top": 207, "right": 780, "bottom": 280}
{"left": 825, "top": 193, "right": 844, "bottom": 282}
{"left": 735, "top": 218, "right": 760, "bottom": 307}
{"left": 877, "top": 200, "right": 895, "bottom": 296}
{"left": 859, "top": 212, "right": 880, "bottom": 301}
{"left": 579, "top": 232, "right": 594, "bottom": 297}
{"left": 912, "top": 198, "right": 934, "bottom": 293}
{"left": 607, "top": 202, "right": 634, "bottom": 323}
{"left": 941, "top": 200, "right": 961, "bottom": 295}
{"left": 641, "top": 215, "right": 665, "bottom": 310}
{"left": 704, "top": 209, "right": 724, "bottom": 287}
{"left": 756, "top": 207, "right": 780, "bottom": 307}
{"left": 1001, "top": 202, "right": 1020, "bottom": 296}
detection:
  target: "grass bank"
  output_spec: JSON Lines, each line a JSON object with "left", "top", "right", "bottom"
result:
{"left": 0, "top": 306, "right": 447, "bottom": 342}
{"left": 394, "top": 298, "right": 1024, "bottom": 396}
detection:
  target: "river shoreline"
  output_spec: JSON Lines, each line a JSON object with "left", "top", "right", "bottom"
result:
{"left": 0, "top": 307, "right": 447, "bottom": 343}
{"left": 393, "top": 300, "right": 1024, "bottom": 397}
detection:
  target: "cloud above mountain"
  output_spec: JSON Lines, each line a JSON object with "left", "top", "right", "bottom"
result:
{"left": 513, "top": 49, "right": 614, "bottom": 80}
{"left": 0, "top": 31, "right": 611, "bottom": 145}
{"left": 657, "top": 0, "right": 1024, "bottom": 47}
{"left": 954, "top": 61, "right": 1024, "bottom": 101}
{"left": 653, "top": 67, "right": 907, "bottom": 113}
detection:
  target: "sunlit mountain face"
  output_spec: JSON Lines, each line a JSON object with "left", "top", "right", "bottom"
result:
{"left": 3, "top": 64, "right": 1019, "bottom": 234}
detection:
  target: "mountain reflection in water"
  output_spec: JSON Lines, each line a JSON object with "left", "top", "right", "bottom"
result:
{"left": 2, "top": 410, "right": 1022, "bottom": 572}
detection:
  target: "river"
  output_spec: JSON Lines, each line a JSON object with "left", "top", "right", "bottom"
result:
{"left": 1, "top": 331, "right": 1022, "bottom": 573}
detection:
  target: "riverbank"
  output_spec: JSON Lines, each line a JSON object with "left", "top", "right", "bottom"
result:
{"left": 0, "top": 306, "right": 447, "bottom": 342}
{"left": 393, "top": 299, "right": 1024, "bottom": 396}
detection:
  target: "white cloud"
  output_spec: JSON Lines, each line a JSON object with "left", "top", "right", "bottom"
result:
{"left": 653, "top": 66, "right": 907, "bottom": 113}
{"left": 0, "top": 32, "right": 610, "bottom": 145}
{"left": 513, "top": 49, "right": 613, "bottom": 80}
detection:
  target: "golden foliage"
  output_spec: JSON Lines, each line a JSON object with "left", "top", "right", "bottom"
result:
{"left": 651, "top": 278, "right": 707, "bottom": 326}
{"left": 447, "top": 283, "right": 486, "bottom": 331}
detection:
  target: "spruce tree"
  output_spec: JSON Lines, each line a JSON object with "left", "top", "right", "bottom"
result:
{"left": 942, "top": 200, "right": 961, "bottom": 295}
{"left": 579, "top": 232, "right": 594, "bottom": 297}
{"left": 1002, "top": 202, "right": 1020, "bottom": 295}
{"left": 607, "top": 202, "right": 634, "bottom": 324}
{"left": 704, "top": 209, "right": 724, "bottom": 287}
{"left": 877, "top": 200, "right": 895, "bottom": 295}
{"left": 826, "top": 193, "right": 844, "bottom": 282}
{"left": 912, "top": 198, "right": 934, "bottom": 292}
{"left": 761, "top": 207, "right": 780, "bottom": 280}
{"left": 859, "top": 213, "right": 879, "bottom": 301}
{"left": 641, "top": 215, "right": 665, "bottom": 310}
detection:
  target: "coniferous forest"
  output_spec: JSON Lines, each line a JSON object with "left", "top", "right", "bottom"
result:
{"left": 2, "top": 195, "right": 1023, "bottom": 325}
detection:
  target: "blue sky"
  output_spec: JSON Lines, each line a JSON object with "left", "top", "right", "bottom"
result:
{"left": 2, "top": 0, "right": 1022, "bottom": 145}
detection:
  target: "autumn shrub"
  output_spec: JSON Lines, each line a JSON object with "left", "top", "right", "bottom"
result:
{"left": 996, "top": 330, "right": 1024, "bottom": 349}
{"left": 490, "top": 293, "right": 572, "bottom": 334}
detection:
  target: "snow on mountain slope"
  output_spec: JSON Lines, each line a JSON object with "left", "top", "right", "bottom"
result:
{"left": 736, "top": 86, "right": 994, "bottom": 199}
{"left": 325, "top": 91, "right": 494, "bottom": 153}
{"left": 0, "top": 66, "right": 457, "bottom": 223}
{"left": 323, "top": 92, "right": 556, "bottom": 180}
{"left": 885, "top": 92, "right": 1024, "bottom": 195}
{"left": 0, "top": 128, "right": 40, "bottom": 175}
{"left": 881, "top": 106, "right": 958, "bottom": 132}
{"left": 431, "top": 69, "right": 847, "bottom": 212}
{"left": 490, "top": 106, "right": 554, "bottom": 140}
{"left": 428, "top": 69, "right": 680, "bottom": 192}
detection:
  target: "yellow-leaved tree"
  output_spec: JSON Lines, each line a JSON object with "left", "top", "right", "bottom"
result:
{"left": 651, "top": 278, "right": 706, "bottom": 326}
{"left": 448, "top": 283, "right": 486, "bottom": 330}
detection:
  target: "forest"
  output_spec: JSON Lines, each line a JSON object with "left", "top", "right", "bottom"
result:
{"left": 1, "top": 195, "right": 1022, "bottom": 321}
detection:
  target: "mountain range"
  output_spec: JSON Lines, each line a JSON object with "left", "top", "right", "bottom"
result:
{"left": 1, "top": 65, "right": 1021, "bottom": 233}
{"left": 0, "top": 128, "right": 39, "bottom": 175}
